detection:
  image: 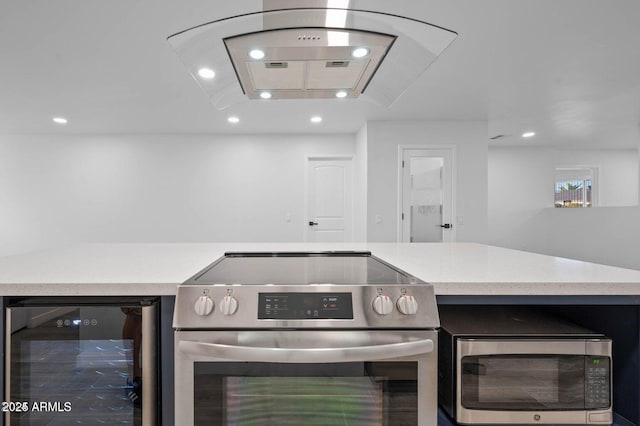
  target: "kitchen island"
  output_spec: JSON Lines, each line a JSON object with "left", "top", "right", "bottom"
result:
{"left": 2, "top": 242, "right": 640, "bottom": 295}
{"left": 1, "top": 242, "right": 640, "bottom": 425}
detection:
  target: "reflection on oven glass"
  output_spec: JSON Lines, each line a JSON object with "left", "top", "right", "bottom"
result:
{"left": 225, "top": 377, "right": 382, "bottom": 425}
{"left": 193, "top": 362, "right": 418, "bottom": 425}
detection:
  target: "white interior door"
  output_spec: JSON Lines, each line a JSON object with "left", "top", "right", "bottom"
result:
{"left": 306, "top": 157, "right": 353, "bottom": 242}
{"left": 400, "top": 148, "right": 455, "bottom": 242}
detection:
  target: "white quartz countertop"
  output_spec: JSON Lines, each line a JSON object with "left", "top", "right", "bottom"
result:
{"left": 1, "top": 242, "right": 639, "bottom": 296}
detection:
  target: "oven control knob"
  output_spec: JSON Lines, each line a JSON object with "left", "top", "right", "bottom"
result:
{"left": 396, "top": 294, "right": 418, "bottom": 315}
{"left": 372, "top": 294, "right": 393, "bottom": 315}
{"left": 219, "top": 295, "right": 238, "bottom": 316}
{"left": 194, "top": 295, "right": 214, "bottom": 316}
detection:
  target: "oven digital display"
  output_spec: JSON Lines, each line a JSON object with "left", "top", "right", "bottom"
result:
{"left": 258, "top": 293, "right": 353, "bottom": 320}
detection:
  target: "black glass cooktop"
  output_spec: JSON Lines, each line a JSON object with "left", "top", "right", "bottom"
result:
{"left": 186, "top": 252, "right": 420, "bottom": 285}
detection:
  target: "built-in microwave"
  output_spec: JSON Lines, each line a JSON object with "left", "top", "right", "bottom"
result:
{"left": 438, "top": 306, "right": 612, "bottom": 425}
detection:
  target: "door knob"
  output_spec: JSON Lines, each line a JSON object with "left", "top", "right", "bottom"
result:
{"left": 440, "top": 223, "right": 453, "bottom": 229}
{"left": 308, "top": 221, "right": 319, "bottom": 226}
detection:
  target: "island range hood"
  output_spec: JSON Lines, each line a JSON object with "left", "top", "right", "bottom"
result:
{"left": 167, "top": 2, "right": 457, "bottom": 109}
{"left": 224, "top": 27, "right": 396, "bottom": 101}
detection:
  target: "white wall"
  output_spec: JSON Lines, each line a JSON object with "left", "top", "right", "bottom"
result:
{"left": 0, "top": 133, "right": 356, "bottom": 257}
{"left": 354, "top": 123, "right": 368, "bottom": 241}
{"left": 488, "top": 147, "right": 555, "bottom": 252}
{"left": 488, "top": 146, "right": 640, "bottom": 270}
{"left": 542, "top": 206, "right": 640, "bottom": 270}
{"left": 365, "top": 121, "right": 488, "bottom": 242}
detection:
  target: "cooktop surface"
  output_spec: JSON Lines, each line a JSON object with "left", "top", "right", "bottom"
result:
{"left": 185, "top": 252, "right": 421, "bottom": 285}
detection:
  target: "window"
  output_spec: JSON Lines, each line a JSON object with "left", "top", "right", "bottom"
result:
{"left": 554, "top": 167, "right": 597, "bottom": 208}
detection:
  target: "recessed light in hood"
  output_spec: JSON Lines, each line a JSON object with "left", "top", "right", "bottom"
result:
{"left": 351, "top": 47, "right": 369, "bottom": 58}
{"left": 249, "top": 49, "right": 265, "bottom": 60}
{"left": 167, "top": 6, "right": 457, "bottom": 109}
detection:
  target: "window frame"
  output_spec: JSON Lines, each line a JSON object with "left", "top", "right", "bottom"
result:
{"left": 554, "top": 166, "right": 599, "bottom": 208}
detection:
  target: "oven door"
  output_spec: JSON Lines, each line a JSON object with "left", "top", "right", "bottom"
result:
{"left": 175, "top": 330, "right": 437, "bottom": 426}
{"left": 456, "top": 339, "right": 612, "bottom": 425}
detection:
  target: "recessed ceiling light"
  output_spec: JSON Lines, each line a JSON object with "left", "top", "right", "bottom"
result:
{"left": 197, "top": 67, "right": 215, "bottom": 79}
{"left": 352, "top": 47, "right": 369, "bottom": 58}
{"left": 310, "top": 116, "right": 323, "bottom": 123}
{"left": 336, "top": 90, "right": 348, "bottom": 98}
{"left": 249, "top": 49, "right": 265, "bottom": 60}
{"left": 52, "top": 117, "right": 68, "bottom": 124}
{"left": 227, "top": 116, "right": 240, "bottom": 124}
{"left": 260, "top": 91, "right": 272, "bottom": 99}
{"left": 522, "top": 131, "right": 536, "bottom": 138}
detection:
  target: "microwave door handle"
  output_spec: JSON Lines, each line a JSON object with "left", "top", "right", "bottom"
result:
{"left": 178, "top": 339, "right": 434, "bottom": 363}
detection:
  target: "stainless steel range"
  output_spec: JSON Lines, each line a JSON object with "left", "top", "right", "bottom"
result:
{"left": 173, "top": 251, "right": 440, "bottom": 426}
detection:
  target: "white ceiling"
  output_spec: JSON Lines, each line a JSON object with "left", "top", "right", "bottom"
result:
{"left": 1, "top": 0, "right": 639, "bottom": 149}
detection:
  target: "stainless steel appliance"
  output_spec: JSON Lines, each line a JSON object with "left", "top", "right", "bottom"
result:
{"left": 173, "top": 251, "right": 440, "bottom": 426}
{"left": 5, "top": 297, "right": 158, "bottom": 426}
{"left": 438, "top": 306, "right": 612, "bottom": 425}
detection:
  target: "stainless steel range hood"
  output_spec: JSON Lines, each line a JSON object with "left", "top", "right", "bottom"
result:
{"left": 167, "top": 5, "right": 456, "bottom": 109}
{"left": 225, "top": 28, "right": 395, "bottom": 100}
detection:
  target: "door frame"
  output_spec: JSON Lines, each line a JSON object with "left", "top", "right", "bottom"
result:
{"left": 397, "top": 145, "right": 457, "bottom": 242}
{"left": 304, "top": 155, "right": 355, "bottom": 242}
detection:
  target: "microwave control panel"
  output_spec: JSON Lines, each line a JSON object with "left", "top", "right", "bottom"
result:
{"left": 585, "top": 356, "right": 611, "bottom": 409}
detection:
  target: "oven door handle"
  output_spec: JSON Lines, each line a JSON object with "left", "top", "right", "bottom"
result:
{"left": 178, "top": 338, "right": 434, "bottom": 363}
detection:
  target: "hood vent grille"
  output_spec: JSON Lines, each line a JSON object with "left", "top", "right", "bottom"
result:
{"left": 326, "top": 61, "right": 349, "bottom": 68}
{"left": 265, "top": 62, "right": 288, "bottom": 69}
